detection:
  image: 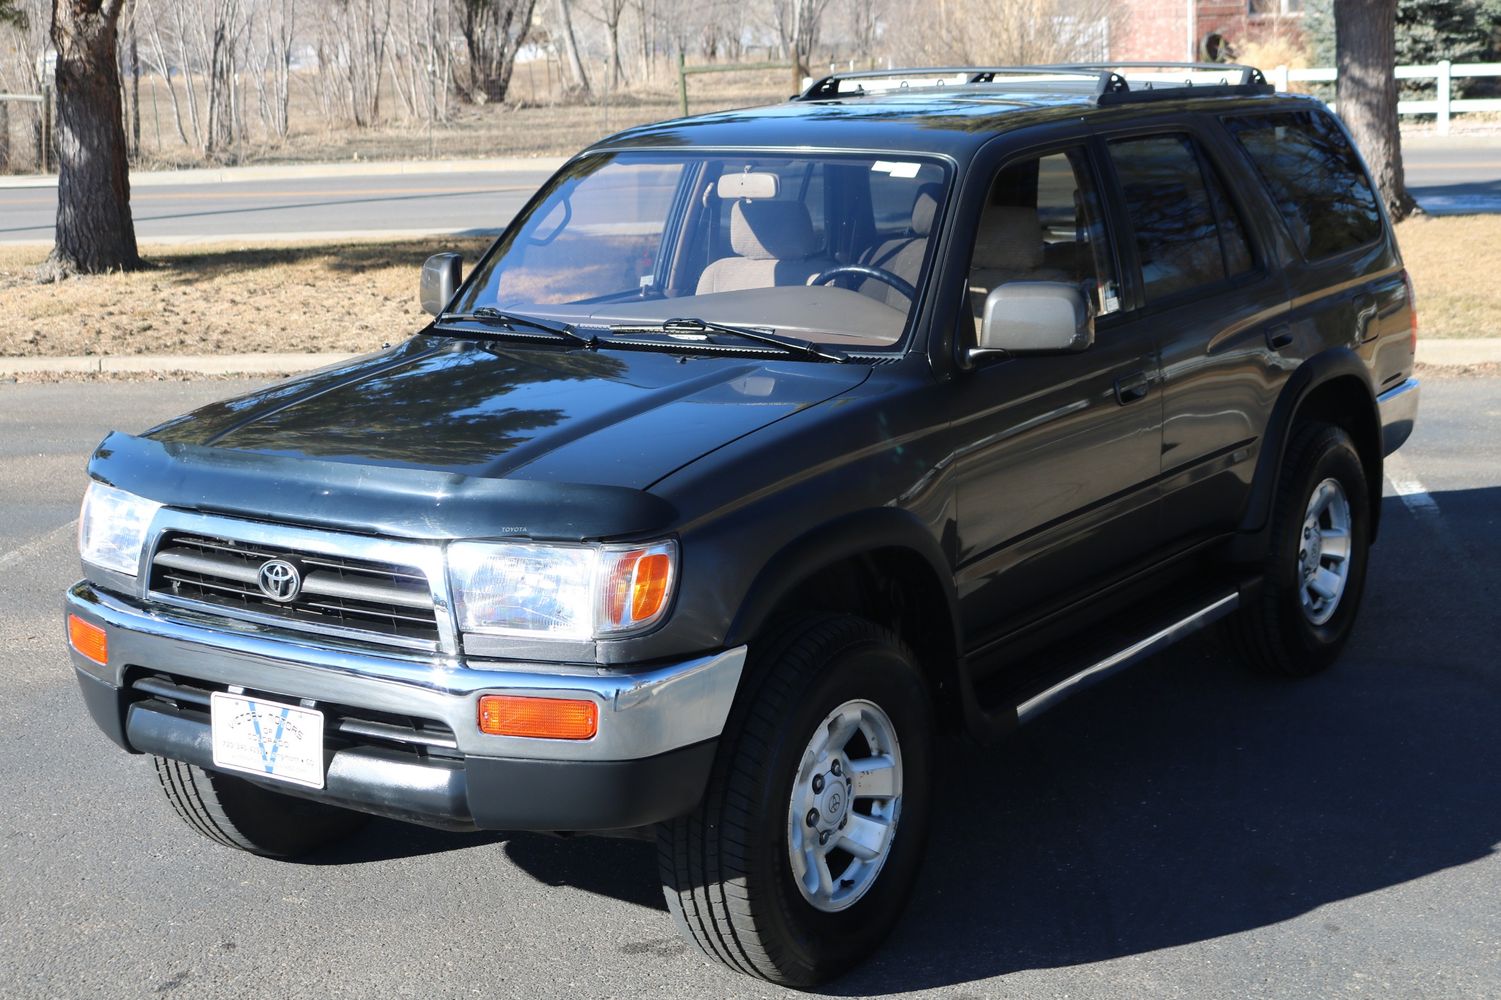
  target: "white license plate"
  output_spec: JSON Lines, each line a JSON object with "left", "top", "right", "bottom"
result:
{"left": 210, "top": 692, "right": 325, "bottom": 789}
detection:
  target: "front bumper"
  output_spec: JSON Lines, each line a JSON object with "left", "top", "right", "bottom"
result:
{"left": 1377, "top": 377, "right": 1420, "bottom": 456}
{"left": 66, "top": 582, "right": 745, "bottom": 832}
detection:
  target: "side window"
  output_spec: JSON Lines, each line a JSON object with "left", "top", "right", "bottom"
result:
{"left": 968, "top": 147, "right": 1119, "bottom": 328}
{"left": 1107, "top": 134, "right": 1252, "bottom": 303}
{"left": 1222, "top": 110, "right": 1383, "bottom": 260}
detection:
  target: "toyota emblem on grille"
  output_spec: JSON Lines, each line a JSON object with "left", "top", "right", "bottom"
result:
{"left": 256, "top": 559, "right": 302, "bottom": 602}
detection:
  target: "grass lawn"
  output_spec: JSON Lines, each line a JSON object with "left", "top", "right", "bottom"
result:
{"left": 0, "top": 215, "right": 1495, "bottom": 359}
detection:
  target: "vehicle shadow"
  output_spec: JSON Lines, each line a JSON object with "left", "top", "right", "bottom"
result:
{"left": 311, "top": 490, "right": 1501, "bottom": 993}
{"left": 1411, "top": 178, "right": 1501, "bottom": 215}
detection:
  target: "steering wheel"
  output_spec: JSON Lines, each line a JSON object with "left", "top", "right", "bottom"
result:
{"left": 808, "top": 264, "right": 916, "bottom": 302}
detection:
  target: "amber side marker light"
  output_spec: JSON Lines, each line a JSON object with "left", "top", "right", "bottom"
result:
{"left": 68, "top": 614, "right": 108, "bottom": 666}
{"left": 478, "top": 695, "right": 599, "bottom": 740}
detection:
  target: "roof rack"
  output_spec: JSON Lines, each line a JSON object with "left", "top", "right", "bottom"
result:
{"left": 793, "top": 62, "right": 1272, "bottom": 105}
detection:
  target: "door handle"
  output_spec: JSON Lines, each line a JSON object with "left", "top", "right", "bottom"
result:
{"left": 1266, "top": 324, "right": 1294, "bottom": 350}
{"left": 1114, "top": 372, "right": 1150, "bottom": 405}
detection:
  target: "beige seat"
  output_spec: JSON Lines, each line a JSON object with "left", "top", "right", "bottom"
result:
{"left": 967, "top": 205, "right": 1068, "bottom": 323}
{"left": 857, "top": 183, "right": 941, "bottom": 308}
{"left": 696, "top": 201, "right": 835, "bottom": 295}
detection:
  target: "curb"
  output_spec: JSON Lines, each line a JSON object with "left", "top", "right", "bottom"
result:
{"left": 1417, "top": 338, "right": 1501, "bottom": 366}
{"left": 0, "top": 353, "right": 360, "bottom": 376}
{"left": 0, "top": 227, "right": 505, "bottom": 249}
{"left": 0, "top": 156, "right": 568, "bottom": 190}
{"left": 4, "top": 339, "right": 1500, "bottom": 378}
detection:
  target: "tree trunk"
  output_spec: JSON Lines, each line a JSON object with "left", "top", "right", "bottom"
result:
{"left": 1334, "top": 0, "right": 1418, "bottom": 221}
{"left": 43, "top": 0, "right": 141, "bottom": 279}
{"left": 555, "top": 0, "right": 590, "bottom": 96}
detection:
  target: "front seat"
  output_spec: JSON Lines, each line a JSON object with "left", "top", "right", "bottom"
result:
{"left": 696, "top": 201, "right": 835, "bottom": 295}
{"left": 967, "top": 204, "right": 1067, "bottom": 326}
{"left": 857, "top": 183, "right": 942, "bottom": 308}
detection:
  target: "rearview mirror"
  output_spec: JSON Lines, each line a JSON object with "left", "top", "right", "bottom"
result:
{"left": 420, "top": 252, "right": 463, "bottom": 316}
{"left": 971, "top": 281, "right": 1093, "bottom": 361}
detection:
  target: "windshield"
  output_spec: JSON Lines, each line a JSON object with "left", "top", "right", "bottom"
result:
{"left": 449, "top": 151, "right": 951, "bottom": 352}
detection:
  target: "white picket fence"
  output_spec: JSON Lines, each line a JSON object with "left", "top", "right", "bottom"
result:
{"left": 1268, "top": 62, "right": 1501, "bottom": 134}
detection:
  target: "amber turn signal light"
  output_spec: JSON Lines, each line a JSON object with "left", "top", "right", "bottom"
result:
{"left": 478, "top": 695, "right": 598, "bottom": 740}
{"left": 68, "top": 614, "right": 108, "bottom": 666}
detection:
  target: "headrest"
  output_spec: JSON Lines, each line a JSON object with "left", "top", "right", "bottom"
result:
{"left": 972, "top": 205, "right": 1043, "bottom": 271}
{"left": 910, "top": 183, "right": 942, "bottom": 238}
{"left": 730, "top": 201, "right": 817, "bottom": 261}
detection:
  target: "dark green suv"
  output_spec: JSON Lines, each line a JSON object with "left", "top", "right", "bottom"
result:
{"left": 66, "top": 64, "right": 1419, "bottom": 986}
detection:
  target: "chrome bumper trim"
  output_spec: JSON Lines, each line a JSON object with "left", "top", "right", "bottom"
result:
{"left": 67, "top": 582, "right": 746, "bottom": 762}
{"left": 1376, "top": 377, "right": 1420, "bottom": 457}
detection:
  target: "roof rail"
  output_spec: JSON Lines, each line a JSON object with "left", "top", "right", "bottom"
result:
{"left": 794, "top": 66, "right": 1128, "bottom": 102}
{"left": 793, "top": 62, "right": 1273, "bottom": 104}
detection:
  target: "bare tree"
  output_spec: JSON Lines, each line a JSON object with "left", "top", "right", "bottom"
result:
{"left": 455, "top": 0, "right": 536, "bottom": 103}
{"left": 891, "top": 0, "right": 1114, "bottom": 67}
{"left": 555, "top": 0, "right": 590, "bottom": 95}
{"left": 580, "top": 0, "right": 627, "bottom": 89}
{"left": 1334, "top": 0, "right": 1418, "bottom": 221}
{"left": 771, "top": 0, "right": 832, "bottom": 74}
{"left": 43, "top": 0, "right": 140, "bottom": 277}
{"left": 245, "top": 0, "right": 295, "bottom": 139}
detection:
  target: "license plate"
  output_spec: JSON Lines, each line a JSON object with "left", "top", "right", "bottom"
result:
{"left": 210, "top": 692, "right": 325, "bottom": 789}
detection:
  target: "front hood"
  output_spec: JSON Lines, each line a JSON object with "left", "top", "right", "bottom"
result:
{"left": 146, "top": 338, "right": 871, "bottom": 489}
{"left": 89, "top": 339, "right": 869, "bottom": 542}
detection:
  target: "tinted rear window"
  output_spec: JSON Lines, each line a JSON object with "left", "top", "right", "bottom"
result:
{"left": 1107, "top": 134, "right": 1254, "bottom": 302}
{"left": 1222, "top": 110, "right": 1383, "bottom": 260}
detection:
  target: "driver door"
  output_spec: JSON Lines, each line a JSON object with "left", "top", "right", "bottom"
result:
{"left": 949, "top": 142, "right": 1165, "bottom": 656}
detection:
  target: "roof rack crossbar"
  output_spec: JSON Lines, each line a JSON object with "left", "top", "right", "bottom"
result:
{"left": 793, "top": 62, "right": 1272, "bottom": 103}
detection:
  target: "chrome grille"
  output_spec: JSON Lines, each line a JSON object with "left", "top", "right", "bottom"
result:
{"left": 148, "top": 532, "right": 441, "bottom": 644}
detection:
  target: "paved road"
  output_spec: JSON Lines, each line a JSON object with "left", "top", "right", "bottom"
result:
{"left": 0, "top": 373, "right": 1498, "bottom": 998}
{"left": 0, "top": 139, "right": 1496, "bottom": 243}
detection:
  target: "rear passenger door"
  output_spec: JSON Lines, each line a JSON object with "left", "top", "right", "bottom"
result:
{"left": 1098, "top": 125, "right": 1289, "bottom": 552}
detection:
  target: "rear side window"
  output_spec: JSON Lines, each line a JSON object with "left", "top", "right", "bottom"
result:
{"left": 1107, "top": 134, "right": 1254, "bottom": 302}
{"left": 1222, "top": 111, "right": 1383, "bottom": 260}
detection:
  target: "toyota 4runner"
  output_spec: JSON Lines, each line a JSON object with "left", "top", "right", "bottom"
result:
{"left": 65, "top": 64, "right": 1420, "bottom": 986}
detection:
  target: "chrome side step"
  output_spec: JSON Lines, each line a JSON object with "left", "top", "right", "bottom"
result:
{"left": 1014, "top": 591, "right": 1239, "bottom": 724}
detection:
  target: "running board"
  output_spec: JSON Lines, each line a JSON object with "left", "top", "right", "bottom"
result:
{"left": 1014, "top": 591, "right": 1239, "bottom": 724}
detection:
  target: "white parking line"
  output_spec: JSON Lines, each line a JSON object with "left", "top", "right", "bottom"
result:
{"left": 1385, "top": 453, "right": 1442, "bottom": 518}
{"left": 0, "top": 518, "right": 79, "bottom": 572}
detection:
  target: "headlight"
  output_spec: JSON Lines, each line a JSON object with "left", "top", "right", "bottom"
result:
{"left": 78, "top": 482, "right": 162, "bottom": 577}
{"left": 449, "top": 539, "right": 677, "bottom": 640}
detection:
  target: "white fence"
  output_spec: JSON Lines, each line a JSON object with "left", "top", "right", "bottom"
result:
{"left": 1268, "top": 62, "right": 1501, "bottom": 134}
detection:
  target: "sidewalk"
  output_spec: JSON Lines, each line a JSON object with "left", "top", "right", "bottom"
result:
{"left": 0, "top": 155, "right": 567, "bottom": 190}
{"left": 2, "top": 340, "right": 1498, "bottom": 378}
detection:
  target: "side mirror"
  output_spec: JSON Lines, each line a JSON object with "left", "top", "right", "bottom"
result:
{"left": 971, "top": 281, "right": 1093, "bottom": 362}
{"left": 420, "top": 252, "right": 463, "bottom": 316}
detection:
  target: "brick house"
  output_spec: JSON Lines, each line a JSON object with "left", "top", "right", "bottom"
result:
{"left": 1110, "top": 0, "right": 1308, "bottom": 62}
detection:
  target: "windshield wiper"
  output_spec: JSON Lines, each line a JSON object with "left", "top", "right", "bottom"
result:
{"left": 438, "top": 306, "right": 597, "bottom": 349}
{"left": 610, "top": 317, "right": 849, "bottom": 363}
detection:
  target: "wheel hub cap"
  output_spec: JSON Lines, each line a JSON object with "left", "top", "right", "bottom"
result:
{"left": 786, "top": 699, "right": 903, "bottom": 913}
{"left": 1298, "top": 477, "right": 1353, "bottom": 626}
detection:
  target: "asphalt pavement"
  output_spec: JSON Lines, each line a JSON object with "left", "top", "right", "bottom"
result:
{"left": 0, "top": 138, "right": 1495, "bottom": 244}
{"left": 0, "top": 373, "right": 1498, "bottom": 999}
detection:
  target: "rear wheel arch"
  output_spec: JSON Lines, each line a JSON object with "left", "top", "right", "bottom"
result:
{"left": 1237, "top": 351, "right": 1384, "bottom": 555}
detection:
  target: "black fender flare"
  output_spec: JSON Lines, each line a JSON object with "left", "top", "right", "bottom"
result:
{"left": 722, "top": 507, "right": 1002, "bottom": 735}
{"left": 1233, "top": 347, "right": 1384, "bottom": 558}
{"left": 725, "top": 506, "right": 959, "bottom": 650}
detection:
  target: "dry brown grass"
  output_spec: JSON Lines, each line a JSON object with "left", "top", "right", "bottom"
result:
{"left": 0, "top": 214, "right": 1494, "bottom": 359}
{"left": 1396, "top": 214, "right": 1501, "bottom": 339}
{"left": 0, "top": 237, "right": 490, "bottom": 356}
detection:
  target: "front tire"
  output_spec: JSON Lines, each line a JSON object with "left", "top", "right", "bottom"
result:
{"left": 154, "top": 757, "right": 369, "bottom": 858}
{"left": 1226, "top": 420, "right": 1372, "bottom": 676}
{"left": 657, "top": 615, "right": 933, "bottom": 987}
